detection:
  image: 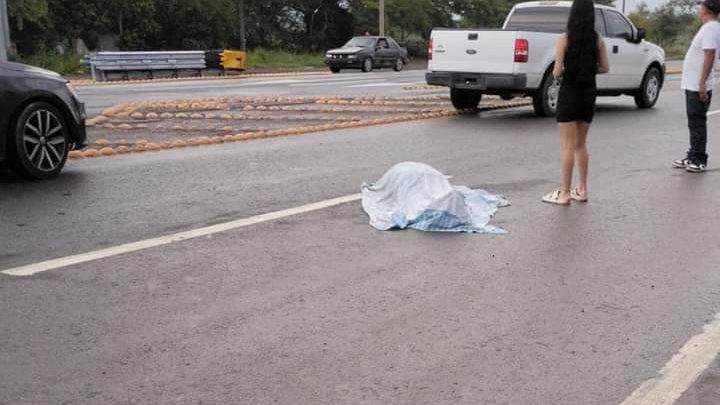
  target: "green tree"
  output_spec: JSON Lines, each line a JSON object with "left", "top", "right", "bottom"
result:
{"left": 455, "top": 0, "right": 514, "bottom": 28}
{"left": 385, "top": 0, "right": 432, "bottom": 41}
{"left": 8, "top": 0, "right": 47, "bottom": 30}
{"left": 103, "top": 0, "right": 159, "bottom": 49}
{"left": 628, "top": 2, "right": 652, "bottom": 33}
{"left": 47, "top": 0, "right": 106, "bottom": 51}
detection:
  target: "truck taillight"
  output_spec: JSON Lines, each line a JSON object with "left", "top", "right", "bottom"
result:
{"left": 514, "top": 39, "right": 529, "bottom": 63}
{"left": 428, "top": 38, "right": 433, "bottom": 61}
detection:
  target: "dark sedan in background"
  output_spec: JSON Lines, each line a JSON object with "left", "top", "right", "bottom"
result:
{"left": 0, "top": 62, "right": 87, "bottom": 179}
{"left": 325, "top": 36, "right": 409, "bottom": 73}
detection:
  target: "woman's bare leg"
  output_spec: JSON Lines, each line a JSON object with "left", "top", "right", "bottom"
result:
{"left": 574, "top": 121, "right": 590, "bottom": 195}
{"left": 559, "top": 122, "right": 577, "bottom": 200}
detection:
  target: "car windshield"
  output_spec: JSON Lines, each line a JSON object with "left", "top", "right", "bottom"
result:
{"left": 343, "top": 37, "right": 376, "bottom": 48}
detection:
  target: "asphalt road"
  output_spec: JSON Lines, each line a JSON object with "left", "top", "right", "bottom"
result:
{"left": 77, "top": 69, "right": 430, "bottom": 117}
{"left": 2, "top": 76, "right": 720, "bottom": 405}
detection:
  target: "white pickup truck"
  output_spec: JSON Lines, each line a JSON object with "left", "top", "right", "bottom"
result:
{"left": 426, "top": 1, "right": 666, "bottom": 116}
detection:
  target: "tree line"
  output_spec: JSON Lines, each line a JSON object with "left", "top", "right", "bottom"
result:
{"left": 7, "top": 0, "right": 549, "bottom": 56}
{"left": 8, "top": 0, "right": 697, "bottom": 58}
{"left": 629, "top": 0, "right": 699, "bottom": 58}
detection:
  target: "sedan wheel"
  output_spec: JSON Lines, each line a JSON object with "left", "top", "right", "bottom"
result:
{"left": 393, "top": 58, "right": 404, "bottom": 72}
{"left": 361, "top": 58, "right": 373, "bottom": 73}
{"left": 9, "top": 102, "right": 69, "bottom": 179}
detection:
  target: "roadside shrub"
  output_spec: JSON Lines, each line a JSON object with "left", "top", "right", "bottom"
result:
{"left": 9, "top": 52, "right": 86, "bottom": 75}
{"left": 246, "top": 49, "right": 325, "bottom": 69}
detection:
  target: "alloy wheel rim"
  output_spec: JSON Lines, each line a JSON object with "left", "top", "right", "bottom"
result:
{"left": 647, "top": 76, "right": 659, "bottom": 103}
{"left": 548, "top": 79, "right": 560, "bottom": 111}
{"left": 22, "top": 109, "right": 66, "bottom": 172}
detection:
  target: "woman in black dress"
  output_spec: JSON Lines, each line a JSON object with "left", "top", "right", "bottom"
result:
{"left": 542, "top": 0, "right": 609, "bottom": 205}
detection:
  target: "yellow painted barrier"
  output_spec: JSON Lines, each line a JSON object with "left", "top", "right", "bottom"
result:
{"left": 220, "top": 50, "right": 247, "bottom": 71}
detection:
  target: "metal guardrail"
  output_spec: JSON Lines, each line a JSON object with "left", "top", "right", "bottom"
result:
{"left": 88, "top": 51, "right": 207, "bottom": 81}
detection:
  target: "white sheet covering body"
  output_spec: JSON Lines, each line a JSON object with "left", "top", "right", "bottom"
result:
{"left": 361, "top": 162, "right": 509, "bottom": 234}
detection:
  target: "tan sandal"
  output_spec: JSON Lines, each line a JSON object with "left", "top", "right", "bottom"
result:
{"left": 542, "top": 190, "right": 571, "bottom": 205}
{"left": 570, "top": 188, "right": 588, "bottom": 202}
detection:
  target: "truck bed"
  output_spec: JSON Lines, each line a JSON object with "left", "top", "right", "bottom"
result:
{"left": 428, "top": 29, "right": 558, "bottom": 91}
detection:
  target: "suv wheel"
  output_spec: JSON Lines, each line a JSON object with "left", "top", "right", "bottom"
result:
{"left": 393, "top": 58, "right": 404, "bottom": 72}
{"left": 450, "top": 88, "right": 483, "bottom": 111}
{"left": 635, "top": 67, "right": 661, "bottom": 109}
{"left": 533, "top": 70, "right": 560, "bottom": 117}
{"left": 8, "top": 102, "right": 70, "bottom": 179}
{"left": 361, "top": 58, "right": 374, "bottom": 73}
{"left": 330, "top": 66, "right": 341, "bottom": 73}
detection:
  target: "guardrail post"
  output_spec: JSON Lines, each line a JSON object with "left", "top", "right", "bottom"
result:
{"left": 90, "top": 55, "right": 98, "bottom": 81}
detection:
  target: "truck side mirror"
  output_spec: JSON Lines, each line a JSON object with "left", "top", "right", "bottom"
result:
{"left": 636, "top": 28, "right": 646, "bottom": 43}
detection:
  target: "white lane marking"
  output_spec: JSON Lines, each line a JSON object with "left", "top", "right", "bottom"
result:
{"left": 345, "top": 82, "right": 408, "bottom": 88}
{"left": 708, "top": 109, "right": 720, "bottom": 116}
{"left": 79, "top": 74, "right": 378, "bottom": 91}
{"left": 1, "top": 194, "right": 362, "bottom": 277}
{"left": 620, "top": 314, "right": 720, "bottom": 405}
{"left": 288, "top": 78, "right": 384, "bottom": 87}
{"left": 227, "top": 75, "right": 398, "bottom": 87}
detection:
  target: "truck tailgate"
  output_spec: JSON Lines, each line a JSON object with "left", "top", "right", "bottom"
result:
{"left": 429, "top": 30, "right": 519, "bottom": 74}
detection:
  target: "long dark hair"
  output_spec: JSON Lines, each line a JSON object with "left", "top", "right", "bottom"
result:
{"left": 564, "top": 0, "right": 599, "bottom": 83}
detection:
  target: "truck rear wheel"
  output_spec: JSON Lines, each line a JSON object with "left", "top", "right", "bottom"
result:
{"left": 450, "top": 88, "right": 483, "bottom": 111}
{"left": 533, "top": 71, "right": 560, "bottom": 117}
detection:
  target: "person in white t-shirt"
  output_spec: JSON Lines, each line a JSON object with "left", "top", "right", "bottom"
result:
{"left": 673, "top": 0, "right": 720, "bottom": 173}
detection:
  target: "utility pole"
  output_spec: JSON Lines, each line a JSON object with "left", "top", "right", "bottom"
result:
{"left": 379, "top": 0, "right": 385, "bottom": 36}
{"left": 239, "top": 0, "right": 246, "bottom": 51}
{"left": 0, "top": 0, "right": 9, "bottom": 61}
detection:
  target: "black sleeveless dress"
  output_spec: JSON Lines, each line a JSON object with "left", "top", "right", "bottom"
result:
{"left": 557, "top": 34, "right": 599, "bottom": 123}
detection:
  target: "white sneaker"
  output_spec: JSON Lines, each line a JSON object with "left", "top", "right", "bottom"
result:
{"left": 673, "top": 158, "right": 690, "bottom": 168}
{"left": 686, "top": 161, "right": 707, "bottom": 173}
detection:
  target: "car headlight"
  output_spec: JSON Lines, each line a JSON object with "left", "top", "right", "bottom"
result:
{"left": 65, "top": 82, "right": 80, "bottom": 101}
{"left": 325, "top": 53, "right": 332, "bottom": 58}
{"left": 348, "top": 54, "right": 356, "bottom": 59}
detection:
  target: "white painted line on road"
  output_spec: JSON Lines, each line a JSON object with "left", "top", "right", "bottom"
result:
{"left": 247, "top": 75, "right": 398, "bottom": 87}
{"left": 288, "top": 78, "right": 384, "bottom": 87}
{"left": 619, "top": 314, "right": 720, "bottom": 405}
{"left": 0, "top": 194, "right": 362, "bottom": 277}
{"left": 345, "top": 82, "right": 408, "bottom": 88}
{"left": 708, "top": 109, "right": 720, "bottom": 116}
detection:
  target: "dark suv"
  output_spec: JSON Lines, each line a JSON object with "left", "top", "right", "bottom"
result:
{"left": 0, "top": 62, "right": 87, "bottom": 179}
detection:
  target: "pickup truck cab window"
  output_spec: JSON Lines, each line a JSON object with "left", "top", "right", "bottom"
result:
{"left": 604, "top": 10, "right": 633, "bottom": 39}
{"left": 505, "top": 7, "right": 570, "bottom": 32}
{"left": 594, "top": 9, "right": 607, "bottom": 37}
{"left": 506, "top": 6, "right": 607, "bottom": 36}
{"left": 377, "top": 39, "right": 390, "bottom": 49}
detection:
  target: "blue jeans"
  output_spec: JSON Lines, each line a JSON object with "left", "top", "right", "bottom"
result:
{"left": 686, "top": 90, "right": 713, "bottom": 164}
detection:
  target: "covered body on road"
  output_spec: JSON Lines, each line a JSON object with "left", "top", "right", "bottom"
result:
{"left": 362, "top": 162, "right": 509, "bottom": 233}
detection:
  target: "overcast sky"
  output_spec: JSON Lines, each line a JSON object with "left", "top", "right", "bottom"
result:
{"left": 614, "top": 0, "right": 669, "bottom": 12}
